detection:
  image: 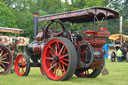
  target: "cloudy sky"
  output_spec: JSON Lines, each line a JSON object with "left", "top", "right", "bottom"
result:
{"left": 61, "top": 0, "right": 71, "bottom": 4}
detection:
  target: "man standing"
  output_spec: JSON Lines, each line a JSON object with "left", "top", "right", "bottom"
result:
{"left": 116, "top": 46, "right": 123, "bottom": 62}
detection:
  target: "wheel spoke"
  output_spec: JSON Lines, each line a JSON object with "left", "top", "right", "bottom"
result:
{"left": 1, "top": 61, "right": 9, "bottom": 64}
{"left": 62, "top": 48, "right": 66, "bottom": 55}
{"left": 56, "top": 41, "right": 60, "bottom": 52}
{"left": 61, "top": 54, "right": 69, "bottom": 59}
{"left": 55, "top": 31, "right": 63, "bottom": 36}
{"left": 1, "top": 53, "right": 8, "bottom": 57}
{"left": 0, "top": 57, "right": 7, "bottom": 60}
{"left": 48, "top": 63, "right": 57, "bottom": 71}
{"left": 49, "top": 51, "right": 54, "bottom": 56}
{"left": 63, "top": 59, "right": 69, "bottom": 62}
{"left": 49, "top": 46, "right": 55, "bottom": 53}
{"left": 0, "top": 62, "right": 6, "bottom": 68}
{"left": 49, "top": 60, "right": 55, "bottom": 65}
{"left": 45, "top": 57, "right": 54, "bottom": 60}
{"left": 54, "top": 63, "right": 57, "bottom": 74}
{"left": 55, "top": 45, "right": 58, "bottom": 54}
{"left": 55, "top": 66, "right": 60, "bottom": 77}
{"left": 62, "top": 64, "right": 66, "bottom": 74}
{"left": 49, "top": 27, "right": 53, "bottom": 34}
{"left": 60, "top": 61, "right": 68, "bottom": 67}
{"left": 59, "top": 45, "right": 65, "bottom": 55}
{"left": 59, "top": 63, "right": 63, "bottom": 74}
{"left": 0, "top": 50, "right": 3, "bottom": 56}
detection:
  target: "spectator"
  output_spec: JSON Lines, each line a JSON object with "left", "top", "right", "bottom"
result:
{"left": 116, "top": 46, "right": 123, "bottom": 62}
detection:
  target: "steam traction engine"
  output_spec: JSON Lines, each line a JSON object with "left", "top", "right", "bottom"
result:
{"left": 0, "top": 27, "right": 29, "bottom": 75}
{"left": 14, "top": 7, "right": 119, "bottom": 80}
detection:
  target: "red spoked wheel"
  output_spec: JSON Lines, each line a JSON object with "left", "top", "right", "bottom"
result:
{"left": 41, "top": 37, "right": 77, "bottom": 81}
{"left": 0, "top": 44, "right": 13, "bottom": 75}
{"left": 75, "top": 57, "right": 105, "bottom": 78}
{"left": 14, "top": 53, "right": 30, "bottom": 76}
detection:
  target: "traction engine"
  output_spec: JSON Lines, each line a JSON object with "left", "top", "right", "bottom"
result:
{"left": 14, "top": 7, "right": 119, "bottom": 80}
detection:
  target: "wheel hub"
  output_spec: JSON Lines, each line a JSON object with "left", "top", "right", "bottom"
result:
{"left": 53, "top": 56, "right": 60, "bottom": 62}
{"left": 18, "top": 63, "right": 22, "bottom": 67}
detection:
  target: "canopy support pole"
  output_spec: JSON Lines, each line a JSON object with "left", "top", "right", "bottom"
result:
{"left": 120, "top": 16, "right": 123, "bottom": 45}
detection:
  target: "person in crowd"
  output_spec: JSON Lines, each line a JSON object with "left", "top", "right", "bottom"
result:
{"left": 116, "top": 46, "right": 123, "bottom": 62}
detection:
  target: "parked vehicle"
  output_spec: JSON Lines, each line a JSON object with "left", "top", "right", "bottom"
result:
{"left": 14, "top": 7, "right": 119, "bottom": 80}
{"left": 0, "top": 27, "right": 29, "bottom": 75}
{"left": 109, "top": 34, "right": 128, "bottom": 62}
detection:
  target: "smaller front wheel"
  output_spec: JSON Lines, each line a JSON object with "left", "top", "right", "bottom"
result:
{"left": 14, "top": 53, "right": 30, "bottom": 76}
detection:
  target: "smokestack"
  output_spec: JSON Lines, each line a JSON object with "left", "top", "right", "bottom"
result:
{"left": 33, "top": 12, "right": 40, "bottom": 40}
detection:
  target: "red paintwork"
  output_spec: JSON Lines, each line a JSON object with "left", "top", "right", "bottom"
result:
{"left": 14, "top": 55, "right": 27, "bottom": 76}
{"left": 42, "top": 39, "right": 69, "bottom": 80}
{"left": 75, "top": 30, "right": 110, "bottom": 69}
{"left": 83, "top": 30, "right": 98, "bottom": 35}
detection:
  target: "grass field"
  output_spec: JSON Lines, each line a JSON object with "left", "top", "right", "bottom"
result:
{"left": 0, "top": 59, "right": 128, "bottom": 85}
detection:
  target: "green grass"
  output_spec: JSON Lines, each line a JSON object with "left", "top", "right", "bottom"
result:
{"left": 0, "top": 59, "right": 128, "bottom": 85}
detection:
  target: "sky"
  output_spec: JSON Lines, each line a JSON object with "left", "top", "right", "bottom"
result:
{"left": 61, "top": 0, "right": 71, "bottom": 4}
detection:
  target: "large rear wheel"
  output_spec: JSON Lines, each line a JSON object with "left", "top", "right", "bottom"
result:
{"left": 75, "top": 57, "right": 105, "bottom": 78}
{"left": 0, "top": 44, "right": 13, "bottom": 75}
{"left": 41, "top": 37, "right": 77, "bottom": 81}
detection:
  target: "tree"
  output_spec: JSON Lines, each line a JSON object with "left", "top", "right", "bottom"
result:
{"left": 0, "top": 2, "right": 17, "bottom": 27}
{"left": 63, "top": 0, "right": 104, "bottom": 11}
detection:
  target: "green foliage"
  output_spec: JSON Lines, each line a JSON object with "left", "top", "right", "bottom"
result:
{"left": 14, "top": 10, "right": 33, "bottom": 38}
{"left": 64, "top": 0, "right": 104, "bottom": 11}
{"left": 36, "top": 0, "right": 64, "bottom": 14}
{"left": 0, "top": 0, "right": 128, "bottom": 40}
{"left": 0, "top": 2, "right": 17, "bottom": 27}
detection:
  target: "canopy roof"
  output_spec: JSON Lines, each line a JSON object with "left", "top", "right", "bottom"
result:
{"left": 39, "top": 7, "right": 119, "bottom": 23}
{"left": 0, "top": 27, "right": 24, "bottom": 34}
{"left": 109, "top": 34, "right": 128, "bottom": 41}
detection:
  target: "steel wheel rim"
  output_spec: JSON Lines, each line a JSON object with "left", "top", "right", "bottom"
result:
{"left": 42, "top": 39, "right": 69, "bottom": 80}
{"left": 15, "top": 55, "right": 27, "bottom": 76}
{"left": 0, "top": 46, "right": 12, "bottom": 74}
